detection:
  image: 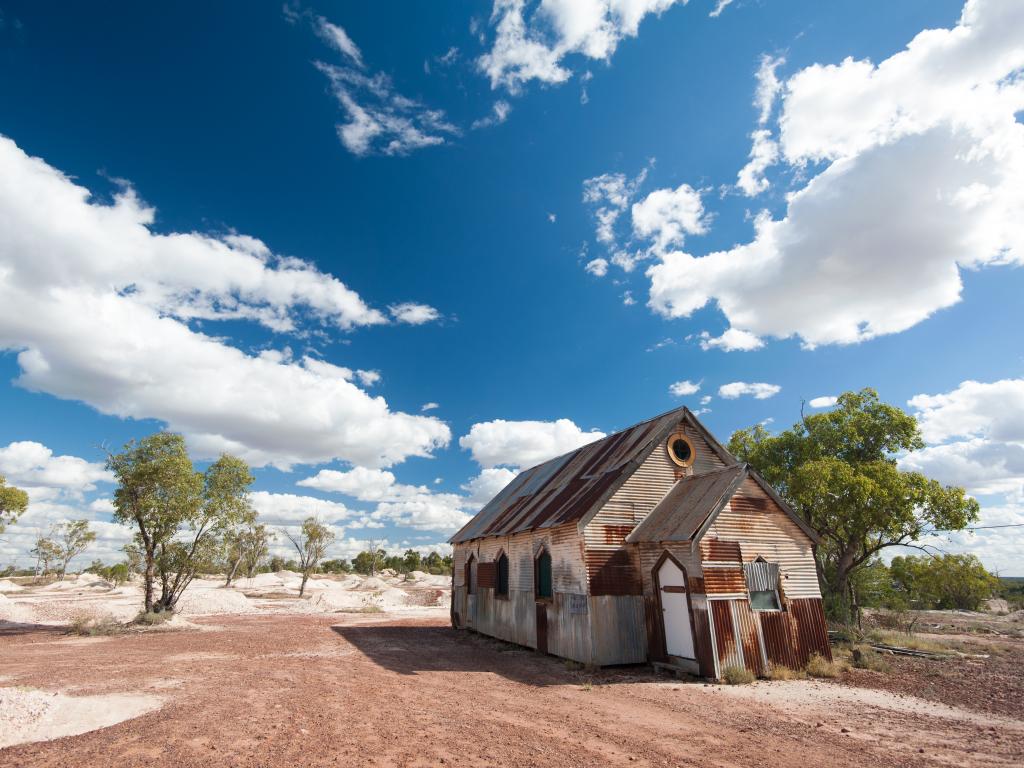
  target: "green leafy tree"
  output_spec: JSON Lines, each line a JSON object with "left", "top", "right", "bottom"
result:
{"left": 352, "top": 545, "right": 386, "bottom": 576}
{"left": 108, "top": 433, "right": 254, "bottom": 612}
{"left": 0, "top": 474, "right": 29, "bottom": 534}
{"left": 241, "top": 523, "right": 272, "bottom": 579}
{"left": 403, "top": 549, "right": 422, "bottom": 572}
{"left": 223, "top": 518, "right": 266, "bottom": 585}
{"left": 32, "top": 534, "right": 60, "bottom": 577}
{"left": 55, "top": 520, "right": 97, "bottom": 580}
{"left": 285, "top": 517, "right": 335, "bottom": 596}
{"left": 320, "top": 558, "right": 351, "bottom": 574}
{"left": 890, "top": 554, "right": 998, "bottom": 610}
{"left": 728, "top": 388, "right": 980, "bottom": 621}
{"left": 153, "top": 453, "right": 255, "bottom": 611}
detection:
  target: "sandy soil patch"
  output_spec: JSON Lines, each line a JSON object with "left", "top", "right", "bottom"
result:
{"left": 1, "top": 613, "right": 1020, "bottom": 768}
{"left": 694, "top": 678, "right": 1024, "bottom": 731}
{"left": 0, "top": 687, "right": 162, "bottom": 749}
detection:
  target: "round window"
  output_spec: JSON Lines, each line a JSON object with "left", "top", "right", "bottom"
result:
{"left": 667, "top": 432, "right": 695, "bottom": 467}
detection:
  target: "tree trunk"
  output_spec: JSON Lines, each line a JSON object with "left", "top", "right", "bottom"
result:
{"left": 143, "top": 553, "right": 156, "bottom": 613}
{"left": 831, "top": 546, "right": 858, "bottom": 624}
{"left": 300, "top": 573, "right": 309, "bottom": 597}
{"left": 225, "top": 556, "right": 241, "bottom": 586}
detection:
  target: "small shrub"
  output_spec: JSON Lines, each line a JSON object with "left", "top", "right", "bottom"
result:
{"left": 805, "top": 653, "right": 842, "bottom": 678}
{"left": 564, "top": 659, "right": 584, "bottom": 671}
{"left": 851, "top": 646, "right": 890, "bottom": 672}
{"left": 133, "top": 610, "right": 172, "bottom": 626}
{"left": 765, "top": 664, "right": 806, "bottom": 681}
{"left": 68, "top": 614, "right": 124, "bottom": 636}
{"left": 721, "top": 665, "right": 755, "bottom": 685}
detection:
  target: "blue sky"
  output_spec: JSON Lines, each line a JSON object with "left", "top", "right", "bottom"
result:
{"left": 0, "top": 0, "right": 1021, "bottom": 573}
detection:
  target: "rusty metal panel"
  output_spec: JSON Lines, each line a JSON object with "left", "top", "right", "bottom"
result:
{"left": 587, "top": 546, "right": 643, "bottom": 596}
{"left": 710, "top": 599, "right": 741, "bottom": 672}
{"left": 702, "top": 567, "right": 746, "bottom": 595}
{"left": 701, "top": 538, "right": 742, "bottom": 563}
{"left": 590, "top": 596, "right": 647, "bottom": 665}
{"left": 477, "top": 561, "right": 497, "bottom": 589}
{"left": 535, "top": 603, "right": 548, "bottom": 654}
{"left": 759, "top": 610, "right": 801, "bottom": 669}
{"left": 791, "top": 597, "right": 831, "bottom": 662}
{"left": 692, "top": 605, "right": 716, "bottom": 677}
{"left": 732, "top": 600, "right": 765, "bottom": 677}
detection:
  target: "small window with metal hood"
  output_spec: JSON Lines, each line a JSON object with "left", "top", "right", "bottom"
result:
{"left": 744, "top": 556, "right": 781, "bottom": 611}
{"left": 496, "top": 552, "right": 509, "bottom": 598}
{"left": 535, "top": 548, "right": 553, "bottom": 600}
{"left": 666, "top": 431, "right": 695, "bottom": 467}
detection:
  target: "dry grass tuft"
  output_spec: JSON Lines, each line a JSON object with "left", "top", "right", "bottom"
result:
{"left": 765, "top": 664, "right": 806, "bottom": 681}
{"left": 68, "top": 614, "right": 125, "bottom": 637}
{"left": 721, "top": 665, "right": 756, "bottom": 685}
{"left": 133, "top": 610, "right": 172, "bottom": 626}
{"left": 866, "top": 630, "right": 959, "bottom": 654}
{"left": 805, "top": 653, "right": 843, "bottom": 678}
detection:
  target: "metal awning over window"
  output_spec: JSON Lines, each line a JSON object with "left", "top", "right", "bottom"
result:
{"left": 743, "top": 558, "right": 779, "bottom": 592}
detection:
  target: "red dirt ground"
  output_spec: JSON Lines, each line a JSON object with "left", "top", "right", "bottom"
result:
{"left": 1, "top": 613, "right": 1022, "bottom": 767}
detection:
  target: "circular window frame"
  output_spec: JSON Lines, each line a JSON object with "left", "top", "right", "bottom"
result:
{"left": 666, "top": 432, "right": 696, "bottom": 467}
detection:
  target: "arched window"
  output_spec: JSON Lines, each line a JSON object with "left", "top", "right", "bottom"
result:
{"left": 496, "top": 552, "right": 509, "bottom": 598}
{"left": 535, "top": 548, "right": 552, "bottom": 600}
{"left": 465, "top": 555, "right": 476, "bottom": 595}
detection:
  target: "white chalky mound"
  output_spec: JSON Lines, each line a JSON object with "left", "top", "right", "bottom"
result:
{"left": 176, "top": 588, "right": 254, "bottom": 616}
{"left": 0, "top": 592, "right": 36, "bottom": 624}
{"left": 0, "top": 579, "right": 24, "bottom": 593}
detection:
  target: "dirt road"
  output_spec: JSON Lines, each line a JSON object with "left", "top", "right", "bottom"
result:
{"left": 1, "top": 613, "right": 1021, "bottom": 767}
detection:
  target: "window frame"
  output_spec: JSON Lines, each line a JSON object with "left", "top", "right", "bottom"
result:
{"left": 748, "top": 589, "right": 782, "bottom": 612}
{"left": 534, "top": 547, "right": 553, "bottom": 602}
{"left": 465, "top": 554, "right": 476, "bottom": 596}
{"left": 666, "top": 431, "right": 696, "bottom": 468}
{"left": 744, "top": 556, "right": 783, "bottom": 612}
{"left": 495, "top": 551, "right": 510, "bottom": 599}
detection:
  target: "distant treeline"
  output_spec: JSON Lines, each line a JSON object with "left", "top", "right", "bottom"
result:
{"left": 852, "top": 554, "right": 1005, "bottom": 613}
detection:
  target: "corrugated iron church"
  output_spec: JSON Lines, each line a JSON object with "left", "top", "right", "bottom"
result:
{"left": 449, "top": 407, "right": 831, "bottom": 679}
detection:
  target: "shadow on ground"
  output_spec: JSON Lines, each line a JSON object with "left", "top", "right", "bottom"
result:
{"left": 331, "top": 623, "right": 658, "bottom": 687}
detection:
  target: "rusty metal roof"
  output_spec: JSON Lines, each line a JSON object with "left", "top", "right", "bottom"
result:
{"left": 450, "top": 406, "right": 699, "bottom": 544}
{"left": 625, "top": 464, "right": 747, "bottom": 544}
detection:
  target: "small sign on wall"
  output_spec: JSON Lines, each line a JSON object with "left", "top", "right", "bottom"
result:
{"left": 568, "top": 593, "right": 589, "bottom": 614}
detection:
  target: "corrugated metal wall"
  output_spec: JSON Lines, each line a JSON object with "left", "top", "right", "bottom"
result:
{"left": 703, "top": 478, "right": 821, "bottom": 599}
{"left": 583, "top": 428, "right": 677, "bottom": 595}
{"left": 451, "top": 523, "right": 593, "bottom": 663}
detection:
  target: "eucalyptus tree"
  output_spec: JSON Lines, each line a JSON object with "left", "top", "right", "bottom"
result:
{"left": 55, "top": 520, "right": 97, "bottom": 580}
{"left": 0, "top": 474, "right": 29, "bottom": 534}
{"left": 108, "top": 433, "right": 254, "bottom": 612}
{"left": 285, "top": 517, "right": 335, "bottom": 596}
{"left": 728, "top": 388, "right": 979, "bottom": 621}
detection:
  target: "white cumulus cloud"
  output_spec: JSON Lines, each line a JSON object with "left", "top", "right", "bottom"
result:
{"left": 808, "top": 396, "right": 838, "bottom": 408}
{"left": 0, "top": 136, "right": 450, "bottom": 470}
{"left": 668, "top": 380, "right": 701, "bottom": 397}
{"left": 718, "top": 382, "right": 781, "bottom": 400}
{"left": 478, "top": 0, "right": 687, "bottom": 94}
{"left": 460, "top": 417, "right": 606, "bottom": 468}
{"left": 647, "top": 0, "right": 1024, "bottom": 349}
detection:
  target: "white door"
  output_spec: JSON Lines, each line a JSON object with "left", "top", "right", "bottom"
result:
{"left": 658, "top": 557, "right": 695, "bottom": 659}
